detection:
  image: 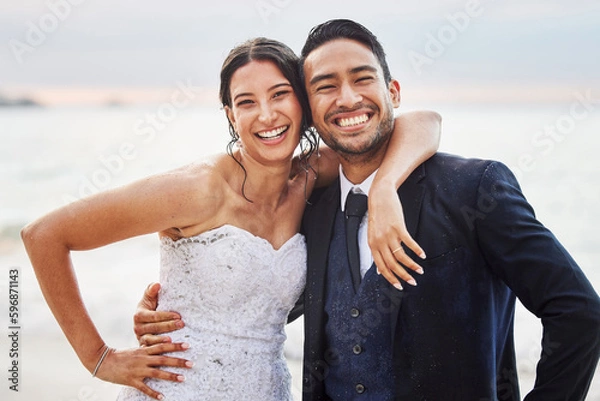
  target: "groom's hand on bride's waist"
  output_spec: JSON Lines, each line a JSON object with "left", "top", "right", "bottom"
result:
{"left": 134, "top": 282, "right": 185, "bottom": 347}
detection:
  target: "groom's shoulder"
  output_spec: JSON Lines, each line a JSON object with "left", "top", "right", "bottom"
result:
{"left": 422, "top": 152, "right": 509, "bottom": 183}
{"left": 417, "top": 152, "right": 522, "bottom": 198}
{"left": 426, "top": 152, "right": 494, "bottom": 171}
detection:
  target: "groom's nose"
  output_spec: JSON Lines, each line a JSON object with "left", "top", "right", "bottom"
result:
{"left": 336, "top": 82, "right": 362, "bottom": 109}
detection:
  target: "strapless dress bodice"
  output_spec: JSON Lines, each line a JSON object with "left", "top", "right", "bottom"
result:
{"left": 116, "top": 224, "right": 306, "bottom": 400}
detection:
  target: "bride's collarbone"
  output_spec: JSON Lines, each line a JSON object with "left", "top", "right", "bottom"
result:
{"left": 226, "top": 213, "right": 298, "bottom": 247}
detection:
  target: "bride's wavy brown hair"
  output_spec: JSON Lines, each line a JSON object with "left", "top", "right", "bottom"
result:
{"left": 219, "top": 37, "right": 318, "bottom": 201}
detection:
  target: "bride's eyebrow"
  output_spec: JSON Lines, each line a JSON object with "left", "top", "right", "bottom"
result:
{"left": 233, "top": 92, "right": 252, "bottom": 102}
{"left": 269, "top": 82, "right": 293, "bottom": 91}
{"left": 233, "top": 82, "right": 292, "bottom": 102}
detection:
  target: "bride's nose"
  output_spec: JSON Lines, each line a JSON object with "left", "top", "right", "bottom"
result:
{"left": 258, "top": 103, "right": 277, "bottom": 124}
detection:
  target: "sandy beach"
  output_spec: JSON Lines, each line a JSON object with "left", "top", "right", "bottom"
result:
{"left": 1, "top": 235, "right": 599, "bottom": 401}
{"left": 4, "top": 306, "right": 598, "bottom": 401}
{"left": 1, "top": 104, "right": 599, "bottom": 400}
{"left": 2, "top": 303, "right": 600, "bottom": 401}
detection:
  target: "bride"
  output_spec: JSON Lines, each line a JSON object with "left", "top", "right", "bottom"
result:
{"left": 21, "top": 37, "right": 440, "bottom": 400}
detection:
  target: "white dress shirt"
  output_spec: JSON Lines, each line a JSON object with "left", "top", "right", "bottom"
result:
{"left": 339, "top": 165, "right": 378, "bottom": 278}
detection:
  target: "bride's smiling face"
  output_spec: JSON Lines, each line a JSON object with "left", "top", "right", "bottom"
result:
{"left": 225, "top": 60, "right": 303, "bottom": 166}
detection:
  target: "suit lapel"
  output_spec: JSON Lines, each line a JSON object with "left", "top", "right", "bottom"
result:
{"left": 390, "top": 163, "right": 427, "bottom": 341}
{"left": 305, "top": 180, "right": 340, "bottom": 340}
{"left": 398, "top": 163, "right": 427, "bottom": 241}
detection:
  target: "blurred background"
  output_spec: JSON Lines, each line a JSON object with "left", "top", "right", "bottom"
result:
{"left": 1, "top": 0, "right": 599, "bottom": 400}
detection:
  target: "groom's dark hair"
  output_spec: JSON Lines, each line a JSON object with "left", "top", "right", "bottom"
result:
{"left": 299, "top": 19, "right": 392, "bottom": 84}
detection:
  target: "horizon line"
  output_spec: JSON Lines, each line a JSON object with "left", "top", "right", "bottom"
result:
{"left": 1, "top": 83, "right": 598, "bottom": 107}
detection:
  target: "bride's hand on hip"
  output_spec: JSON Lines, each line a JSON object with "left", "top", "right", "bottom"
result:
{"left": 94, "top": 343, "right": 194, "bottom": 400}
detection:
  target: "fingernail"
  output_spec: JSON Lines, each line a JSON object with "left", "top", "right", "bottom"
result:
{"left": 394, "top": 283, "right": 403, "bottom": 291}
{"left": 185, "top": 360, "right": 195, "bottom": 368}
{"left": 157, "top": 394, "right": 164, "bottom": 400}
{"left": 177, "top": 375, "right": 185, "bottom": 382}
{"left": 420, "top": 252, "right": 427, "bottom": 259}
{"left": 376, "top": 268, "right": 381, "bottom": 275}
{"left": 182, "top": 342, "right": 190, "bottom": 349}
{"left": 175, "top": 320, "right": 185, "bottom": 328}
{"left": 416, "top": 268, "right": 424, "bottom": 275}
{"left": 408, "top": 279, "right": 417, "bottom": 286}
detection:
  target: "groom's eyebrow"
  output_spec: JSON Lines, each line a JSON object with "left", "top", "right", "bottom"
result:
{"left": 309, "top": 73, "right": 336, "bottom": 86}
{"left": 350, "top": 65, "right": 378, "bottom": 75}
{"left": 309, "top": 65, "right": 379, "bottom": 86}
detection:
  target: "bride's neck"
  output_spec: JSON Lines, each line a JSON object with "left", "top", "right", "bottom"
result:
{"left": 231, "top": 150, "right": 293, "bottom": 207}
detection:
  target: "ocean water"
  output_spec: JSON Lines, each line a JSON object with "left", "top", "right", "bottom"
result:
{"left": 0, "top": 103, "right": 599, "bottom": 400}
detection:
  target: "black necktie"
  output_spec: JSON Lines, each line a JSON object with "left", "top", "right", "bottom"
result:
{"left": 345, "top": 191, "right": 368, "bottom": 291}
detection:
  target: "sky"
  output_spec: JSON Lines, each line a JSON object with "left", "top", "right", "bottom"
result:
{"left": 0, "top": 0, "right": 599, "bottom": 105}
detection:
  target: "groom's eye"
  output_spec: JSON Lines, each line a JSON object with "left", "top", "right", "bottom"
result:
{"left": 316, "top": 84, "right": 335, "bottom": 92}
{"left": 356, "top": 76, "right": 374, "bottom": 84}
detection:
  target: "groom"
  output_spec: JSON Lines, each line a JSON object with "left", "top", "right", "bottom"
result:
{"left": 135, "top": 19, "right": 600, "bottom": 400}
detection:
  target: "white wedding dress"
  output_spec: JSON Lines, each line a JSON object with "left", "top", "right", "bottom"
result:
{"left": 116, "top": 224, "right": 306, "bottom": 401}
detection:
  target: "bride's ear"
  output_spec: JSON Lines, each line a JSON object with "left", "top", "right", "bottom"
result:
{"left": 224, "top": 106, "right": 237, "bottom": 132}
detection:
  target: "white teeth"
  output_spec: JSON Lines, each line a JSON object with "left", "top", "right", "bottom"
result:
{"left": 337, "top": 114, "right": 369, "bottom": 127}
{"left": 257, "top": 126, "right": 287, "bottom": 139}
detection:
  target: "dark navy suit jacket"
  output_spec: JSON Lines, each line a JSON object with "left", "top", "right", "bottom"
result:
{"left": 297, "top": 153, "right": 600, "bottom": 401}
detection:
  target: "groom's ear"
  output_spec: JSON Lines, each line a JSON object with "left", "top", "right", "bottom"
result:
{"left": 388, "top": 79, "right": 401, "bottom": 108}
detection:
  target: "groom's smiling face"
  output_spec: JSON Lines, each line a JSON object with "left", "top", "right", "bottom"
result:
{"left": 302, "top": 38, "right": 400, "bottom": 161}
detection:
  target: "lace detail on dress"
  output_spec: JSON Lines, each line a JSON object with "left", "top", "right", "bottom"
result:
{"left": 116, "top": 225, "right": 306, "bottom": 401}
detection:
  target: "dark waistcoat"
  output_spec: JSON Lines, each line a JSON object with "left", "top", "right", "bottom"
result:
{"left": 324, "top": 209, "right": 395, "bottom": 400}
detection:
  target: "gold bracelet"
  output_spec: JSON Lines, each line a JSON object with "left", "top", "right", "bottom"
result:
{"left": 92, "top": 345, "right": 111, "bottom": 377}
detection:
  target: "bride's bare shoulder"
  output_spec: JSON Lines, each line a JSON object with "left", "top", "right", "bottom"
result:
{"left": 166, "top": 154, "right": 232, "bottom": 196}
{"left": 141, "top": 154, "right": 229, "bottom": 216}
